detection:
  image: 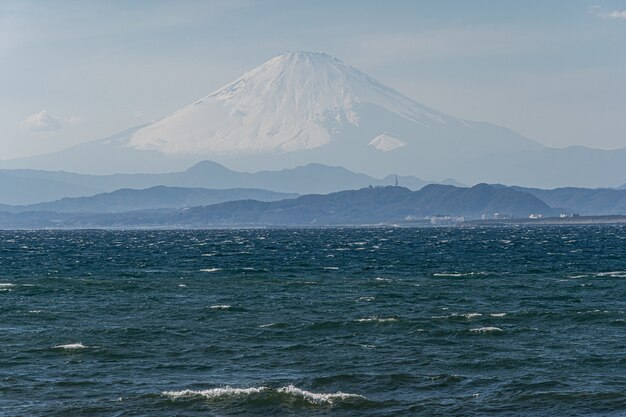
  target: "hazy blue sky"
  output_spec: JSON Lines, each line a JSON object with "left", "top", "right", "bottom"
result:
{"left": 1, "top": 0, "right": 625, "bottom": 158}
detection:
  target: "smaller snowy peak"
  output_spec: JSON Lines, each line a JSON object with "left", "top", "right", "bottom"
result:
{"left": 369, "top": 134, "right": 407, "bottom": 152}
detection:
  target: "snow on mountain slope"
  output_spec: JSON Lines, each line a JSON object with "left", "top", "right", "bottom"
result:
{"left": 369, "top": 134, "right": 407, "bottom": 152}
{"left": 128, "top": 52, "right": 462, "bottom": 156}
{"left": 124, "top": 51, "right": 544, "bottom": 178}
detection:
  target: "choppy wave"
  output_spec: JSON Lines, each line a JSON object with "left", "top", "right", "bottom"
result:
{"left": 210, "top": 304, "right": 231, "bottom": 310}
{"left": 162, "top": 385, "right": 365, "bottom": 405}
{"left": 354, "top": 317, "right": 397, "bottom": 323}
{"left": 276, "top": 385, "right": 366, "bottom": 404}
{"left": 4, "top": 227, "right": 626, "bottom": 416}
{"left": 470, "top": 327, "right": 503, "bottom": 333}
{"left": 597, "top": 271, "right": 626, "bottom": 278}
{"left": 54, "top": 343, "right": 88, "bottom": 350}
{"left": 199, "top": 268, "right": 221, "bottom": 272}
{"left": 162, "top": 386, "right": 267, "bottom": 399}
{"left": 434, "top": 272, "right": 488, "bottom": 277}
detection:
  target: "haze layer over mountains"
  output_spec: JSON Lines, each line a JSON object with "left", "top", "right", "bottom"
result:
{"left": 3, "top": 52, "right": 626, "bottom": 189}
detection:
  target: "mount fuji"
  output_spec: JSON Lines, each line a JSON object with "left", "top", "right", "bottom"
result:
{"left": 4, "top": 52, "right": 626, "bottom": 187}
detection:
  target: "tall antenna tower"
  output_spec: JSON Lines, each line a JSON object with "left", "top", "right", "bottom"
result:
{"left": 395, "top": 174, "right": 399, "bottom": 187}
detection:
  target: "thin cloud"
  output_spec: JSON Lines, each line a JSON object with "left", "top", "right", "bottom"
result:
{"left": 590, "top": 5, "right": 626, "bottom": 20}
{"left": 19, "top": 110, "right": 62, "bottom": 132}
{"left": 66, "top": 115, "right": 84, "bottom": 125}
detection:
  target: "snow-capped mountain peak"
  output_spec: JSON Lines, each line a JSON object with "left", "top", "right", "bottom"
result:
{"left": 5, "top": 51, "right": 544, "bottom": 179}
{"left": 127, "top": 51, "right": 457, "bottom": 156}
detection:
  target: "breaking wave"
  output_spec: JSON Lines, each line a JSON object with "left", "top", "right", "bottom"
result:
{"left": 470, "top": 327, "right": 503, "bottom": 333}
{"left": 161, "top": 384, "right": 366, "bottom": 405}
{"left": 54, "top": 343, "right": 88, "bottom": 350}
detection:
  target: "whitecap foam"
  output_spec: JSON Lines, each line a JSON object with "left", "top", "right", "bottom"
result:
{"left": 469, "top": 327, "right": 502, "bottom": 333}
{"left": 162, "top": 386, "right": 267, "bottom": 399}
{"left": 199, "top": 268, "right": 221, "bottom": 272}
{"left": 162, "top": 385, "right": 365, "bottom": 405}
{"left": 28, "top": 310, "right": 43, "bottom": 314}
{"left": 178, "top": 284, "right": 187, "bottom": 287}
{"left": 210, "top": 304, "right": 231, "bottom": 310}
{"left": 323, "top": 267, "right": 339, "bottom": 270}
{"left": 357, "top": 296, "right": 375, "bottom": 302}
{"left": 0, "top": 283, "right": 15, "bottom": 288}
{"left": 434, "top": 272, "right": 488, "bottom": 277}
{"left": 463, "top": 313, "right": 482, "bottom": 319}
{"left": 597, "top": 271, "right": 626, "bottom": 278}
{"left": 54, "top": 343, "right": 88, "bottom": 350}
{"left": 490, "top": 313, "right": 507, "bottom": 317}
{"left": 276, "top": 385, "right": 365, "bottom": 405}
{"left": 354, "top": 317, "right": 397, "bottom": 323}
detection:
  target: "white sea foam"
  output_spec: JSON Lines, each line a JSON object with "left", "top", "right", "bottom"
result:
{"left": 597, "top": 271, "right": 626, "bottom": 278}
{"left": 357, "top": 296, "right": 375, "bottom": 302}
{"left": 162, "top": 385, "right": 365, "bottom": 405}
{"left": 210, "top": 304, "right": 231, "bottom": 310}
{"left": 28, "top": 310, "right": 43, "bottom": 314}
{"left": 162, "top": 386, "right": 268, "bottom": 399}
{"left": 354, "top": 317, "right": 397, "bottom": 323}
{"left": 54, "top": 343, "right": 88, "bottom": 350}
{"left": 0, "top": 283, "right": 15, "bottom": 288}
{"left": 469, "top": 327, "right": 502, "bottom": 333}
{"left": 200, "top": 268, "right": 221, "bottom": 272}
{"left": 323, "top": 267, "right": 339, "bottom": 270}
{"left": 490, "top": 313, "right": 507, "bottom": 317}
{"left": 276, "top": 385, "right": 365, "bottom": 404}
{"left": 434, "top": 272, "right": 488, "bottom": 277}
{"left": 463, "top": 313, "right": 482, "bottom": 319}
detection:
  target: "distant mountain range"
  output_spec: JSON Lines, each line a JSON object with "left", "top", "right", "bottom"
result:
{"left": 508, "top": 186, "right": 626, "bottom": 216}
{"left": 0, "top": 184, "right": 554, "bottom": 229}
{"left": 1, "top": 186, "right": 297, "bottom": 213}
{"left": 0, "top": 161, "right": 459, "bottom": 205}
{"left": 2, "top": 51, "right": 624, "bottom": 188}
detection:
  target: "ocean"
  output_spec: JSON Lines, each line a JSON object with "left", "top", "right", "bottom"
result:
{"left": 1, "top": 226, "right": 625, "bottom": 416}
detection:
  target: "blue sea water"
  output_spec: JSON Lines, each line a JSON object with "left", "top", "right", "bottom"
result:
{"left": 1, "top": 226, "right": 626, "bottom": 416}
